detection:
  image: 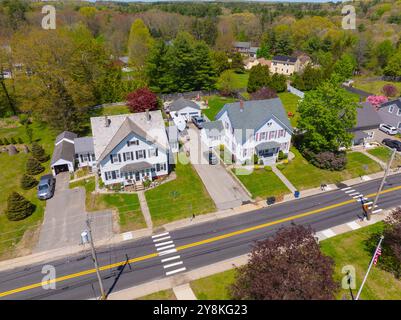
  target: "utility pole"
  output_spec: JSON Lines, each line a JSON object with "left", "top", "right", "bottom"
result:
{"left": 355, "top": 235, "right": 384, "bottom": 300}
{"left": 84, "top": 218, "right": 106, "bottom": 300}
{"left": 367, "top": 148, "right": 397, "bottom": 220}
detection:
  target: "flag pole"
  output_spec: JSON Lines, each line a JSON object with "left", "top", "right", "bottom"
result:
{"left": 355, "top": 235, "right": 384, "bottom": 300}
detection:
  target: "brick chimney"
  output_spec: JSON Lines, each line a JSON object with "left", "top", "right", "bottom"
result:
{"left": 240, "top": 100, "right": 244, "bottom": 112}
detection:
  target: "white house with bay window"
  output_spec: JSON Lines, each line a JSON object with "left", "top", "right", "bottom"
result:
{"left": 202, "top": 98, "right": 293, "bottom": 165}
{"left": 91, "top": 111, "right": 171, "bottom": 187}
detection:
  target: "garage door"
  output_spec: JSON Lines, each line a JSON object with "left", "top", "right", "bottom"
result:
{"left": 54, "top": 164, "right": 69, "bottom": 175}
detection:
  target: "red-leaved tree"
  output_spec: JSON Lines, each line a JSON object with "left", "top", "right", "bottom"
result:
{"left": 367, "top": 95, "right": 388, "bottom": 107}
{"left": 230, "top": 224, "right": 338, "bottom": 300}
{"left": 126, "top": 87, "right": 159, "bottom": 113}
{"left": 382, "top": 84, "right": 398, "bottom": 97}
{"left": 250, "top": 86, "right": 278, "bottom": 100}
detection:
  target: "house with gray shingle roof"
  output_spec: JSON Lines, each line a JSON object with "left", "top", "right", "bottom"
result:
{"left": 203, "top": 98, "right": 293, "bottom": 165}
{"left": 74, "top": 137, "right": 96, "bottom": 169}
{"left": 168, "top": 97, "right": 201, "bottom": 121}
{"left": 90, "top": 110, "right": 171, "bottom": 186}
{"left": 377, "top": 98, "right": 401, "bottom": 133}
{"left": 350, "top": 102, "right": 382, "bottom": 145}
{"left": 51, "top": 131, "right": 78, "bottom": 175}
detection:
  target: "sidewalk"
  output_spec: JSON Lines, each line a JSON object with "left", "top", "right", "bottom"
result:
{"left": 271, "top": 164, "right": 297, "bottom": 193}
{"left": 1, "top": 170, "right": 399, "bottom": 272}
{"left": 137, "top": 191, "right": 153, "bottom": 229}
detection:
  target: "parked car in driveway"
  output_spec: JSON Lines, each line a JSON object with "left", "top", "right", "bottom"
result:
{"left": 192, "top": 116, "right": 205, "bottom": 129}
{"left": 382, "top": 138, "right": 401, "bottom": 152}
{"left": 379, "top": 123, "right": 398, "bottom": 135}
{"left": 37, "top": 174, "right": 56, "bottom": 200}
{"left": 208, "top": 149, "right": 218, "bottom": 165}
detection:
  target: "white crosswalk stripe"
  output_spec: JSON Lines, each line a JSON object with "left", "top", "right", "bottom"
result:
{"left": 152, "top": 232, "right": 170, "bottom": 239}
{"left": 153, "top": 236, "right": 171, "bottom": 242}
{"left": 163, "top": 261, "right": 183, "bottom": 269}
{"left": 155, "top": 240, "right": 173, "bottom": 247}
{"left": 166, "top": 267, "right": 186, "bottom": 276}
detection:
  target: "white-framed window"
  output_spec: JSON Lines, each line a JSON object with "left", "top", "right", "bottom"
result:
{"left": 398, "top": 122, "right": 401, "bottom": 129}
{"left": 123, "top": 152, "right": 132, "bottom": 161}
{"left": 389, "top": 105, "right": 395, "bottom": 113}
{"left": 111, "top": 154, "right": 119, "bottom": 163}
{"left": 148, "top": 148, "right": 158, "bottom": 157}
{"left": 136, "top": 149, "right": 146, "bottom": 159}
{"left": 127, "top": 140, "right": 139, "bottom": 147}
{"left": 397, "top": 108, "right": 401, "bottom": 116}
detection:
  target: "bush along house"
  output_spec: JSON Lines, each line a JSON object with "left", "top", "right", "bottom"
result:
{"left": 91, "top": 110, "right": 174, "bottom": 190}
{"left": 202, "top": 98, "right": 293, "bottom": 165}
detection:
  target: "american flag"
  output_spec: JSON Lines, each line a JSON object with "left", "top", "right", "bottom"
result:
{"left": 373, "top": 246, "right": 382, "bottom": 266}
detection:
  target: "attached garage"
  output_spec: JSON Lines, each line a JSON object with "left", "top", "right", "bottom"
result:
{"left": 168, "top": 97, "right": 201, "bottom": 121}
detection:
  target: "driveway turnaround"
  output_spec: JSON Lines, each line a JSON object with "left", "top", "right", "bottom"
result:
{"left": 35, "top": 173, "right": 113, "bottom": 253}
{"left": 185, "top": 126, "right": 251, "bottom": 210}
{"left": 1, "top": 173, "right": 400, "bottom": 300}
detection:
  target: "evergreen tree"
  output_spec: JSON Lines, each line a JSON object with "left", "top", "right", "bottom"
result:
{"left": 247, "top": 65, "right": 271, "bottom": 93}
{"left": 31, "top": 142, "right": 49, "bottom": 163}
{"left": 0, "top": 138, "right": 3, "bottom": 145}
{"left": 26, "top": 157, "right": 45, "bottom": 175}
{"left": 3, "top": 137, "right": 9, "bottom": 145}
{"left": 5, "top": 192, "right": 35, "bottom": 221}
{"left": 20, "top": 174, "right": 38, "bottom": 190}
{"left": 10, "top": 137, "right": 16, "bottom": 145}
{"left": 145, "top": 40, "right": 170, "bottom": 93}
{"left": 17, "top": 137, "right": 23, "bottom": 144}
{"left": 269, "top": 73, "right": 286, "bottom": 93}
{"left": 128, "top": 19, "right": 154, "bottom": 72}
{"left": 192, "top": 41, "right": 216, "bottom": 90}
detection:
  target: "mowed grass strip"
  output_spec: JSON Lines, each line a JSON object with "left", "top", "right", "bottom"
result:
{"left": 145, "top": 158, "right": 216, "bottom": 226}
{"left": 233, "top": 167, "right": 290, "bottom": 200}
{"left": 202, "top": 95, "right": 237, "bottom": 121}
{"left": 277, "top": 92, "right": 300, "bottom": 127}
{"left": 280, "top": 148, "right": 382, "bottom": 190}
{"left": 137, "top": 289, "right": 176, "bottom": 300}
{"left": 70, "top": 177, "right": 146, "bottom": 232}
{"left": 367, "top": 146, "right": 401, "bottom": 168}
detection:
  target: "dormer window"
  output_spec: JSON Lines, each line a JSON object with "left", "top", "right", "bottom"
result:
{"left": 127, "top": 140, "right": 139, "bottom": 146}
{"left": 397, "top": 108, "right": 401, "bottom": 116}
{"left": 389, "top": 105, "right": 395, "bottom": 113}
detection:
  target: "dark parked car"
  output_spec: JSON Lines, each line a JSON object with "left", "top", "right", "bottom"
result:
{"left": 208, "top": 150, "right": 218, "bottom": 165}
{"left": 37, "top": 174, "right": 56, "bottom": 200}
{"left": 192, "top": 116, "right": 205, "bottom": 129}
{"left": 382, "top": 139, "right": 401, "bottom": 152}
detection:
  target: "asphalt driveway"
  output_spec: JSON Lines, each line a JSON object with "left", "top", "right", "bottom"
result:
{"left": 184, "top": 126, "right": 251, "bottom": 210}
{"left": 35, "top": 173, "right": 113, "bottom": 253}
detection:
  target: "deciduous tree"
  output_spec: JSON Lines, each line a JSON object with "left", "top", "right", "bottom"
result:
{"left": 126, "top": 87, "right": 158, "bottom": 113}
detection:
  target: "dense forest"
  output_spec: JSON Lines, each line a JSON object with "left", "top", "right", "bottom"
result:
{"left": 1, "top": 0, "right": 401, "bottom": 131}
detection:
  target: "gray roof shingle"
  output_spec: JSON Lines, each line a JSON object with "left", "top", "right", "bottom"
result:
{"left": 51, "top": 140, "right": 75, "bottom": 165}
{"left": 272, "top": 55, "right": 298, "bottom": 64}
{"left": 234, "top": 42, "right": 251, "bottom": 49}
{"left": 354, "top": 102, "right": 382, "bottom": 130}
{"left": 74, "top": 137, "right": 94, "bottom": 154}
{"left": 169, "top": 98, "right": 200, "bottom": 112}
{"left": 55, "top": 131, "right": 77, "bottom": 144}
{"left": 216, "top": 98, "right": 293, "bottom": 144}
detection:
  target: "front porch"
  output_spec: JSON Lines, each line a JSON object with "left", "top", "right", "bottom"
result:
{"left": 255, "top": 141, "right": 281, "bottom": 165}
{"left": 120, "top": 161, "right": 156, "bottom": 187}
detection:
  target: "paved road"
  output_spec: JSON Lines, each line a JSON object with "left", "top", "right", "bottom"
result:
{"left": 35, "top": 173, "right": 113, "bottom": 252}
{"left": 185, "top": 125, "right": 251, "bottom": 209}
{"left": 1, "top": 174, "right": 401, "bottom": 300}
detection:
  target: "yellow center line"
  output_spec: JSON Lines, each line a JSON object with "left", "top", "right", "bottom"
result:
{"left": 1, "top": 185, "right": 400, "bottom": 298}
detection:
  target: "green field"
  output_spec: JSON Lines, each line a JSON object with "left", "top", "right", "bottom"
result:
{"left": 0, "top": 120, "right": 56, "bottom": 259}
{"left": 280, "top": 148, "right": 382, "bottom": 190}
{"left": 145, "top": 155, "right": 216, "bottom": 226}
{"left": 202, "top": 95, "right": 237, "bottom": 120}
{"left": 367, "top": 146, "right": 401, "bottom": 168}
{"left": 216, "top": 70, "right": 249, "bottom": 91}
{"left": 353, "top": 77, "right": 401, "bottom": 96}
{"left": 191, "top": 269, "right": 236, "bottom": 300}
{"left": 277, "top": 92, "right": 301, "bottom": 127}
{"left": 70, "top": 177, "right": 146, "bottom": 232}
{"left": 233, "top": 167, "right": 290, "bottom": 200}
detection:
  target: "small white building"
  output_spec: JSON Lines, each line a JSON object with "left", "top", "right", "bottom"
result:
{"left": 202, "top": 98, "right": 293, "bottom": 165}
{"left": 74, "top": 137, "right": 96, "bottom": 170}
{"left": 50, "top": 131, "right": 77, "bottom": 175}
{"left": 168, "top": 98, "right": 201, "bottom": 121}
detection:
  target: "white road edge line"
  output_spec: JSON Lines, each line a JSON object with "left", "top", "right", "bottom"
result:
{"left": 155, "top": 241, "right": 174, "bottom": 247}
{"left": 161, "top": 255, "right": 181, "bottom": 263}
{"left": 157, "top": 244, "right": 175, "bottom": 251}
{"left": 152, "top": 232, "right": 169, "bottom": 239}
{"left": 163, "top": 261, "right": 183, "bottom": 269}
{"left": 166, "top": 267, "right": 186, "bottom": 276}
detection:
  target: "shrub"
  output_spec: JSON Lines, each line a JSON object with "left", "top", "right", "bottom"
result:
{"left": 31, "top": 142, "right": 49, "bottom": 163}
{"left": 3, "top": 138, "right": 9, "bottom": 145}
{"left": 10, "top": 137, "right": 16, "bottom": 145}
{"left": 0, "top": 138, "right": 3, "bottom": 145}
{"left": 276, "top": 163, "right": 286, "bottom": 170}
{"left": 5, "top": 192, "right": 35, "bottom": 221}
{"left": 382, "top": 84, "right": 398, "bottom": 97}
{"left": 20, "top": 174, "right": 39, "bottom": 190}
{"left": 278, "top": 150, "right": 288, "bottom": 161}
{"left": 264, "top": 166, "right": 272, "bottom": 171}
{"left": 26, "top": 157, "right": 45, "bottom": 175}
{"left": 254, "top": 154, "right": 259, "bottom": 165}
{"left": 303, "top": 149, "right": 347, "bottom": 171}
{"left": 250, "top": 87, "right": 277, "bottom": 100}
{"left": 17, "top": 137, "right": 24, "bottom": 144}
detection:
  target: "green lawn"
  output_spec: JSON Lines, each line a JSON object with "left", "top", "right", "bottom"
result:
{"left": 233, "top": 167, "right": 290, "bottom": 200}
{"left": 216, "top": 70, "right": 249, "bottom": 91}
{"left": 321, "top": 222, "right": 401, "bottom": 300}
{"left": 367, "top": 146, "right": 401, "bottom": 169}
{"left": 353, "top": 77, "right": 401, "bottom": 96}
{"left": 280, "top": 148, "right": 382, "bottom": 190}
{"left": 0, "top": 120, "right": 56, "bottom": 259}
{"left": 191, "top": 269, "right": 236, "bottom": 300}
{"left": 99, "top": 105, "right": 130, "bottom": 116}
{"left": 202, "top": 95, "right": 237, "bottom": 121}
{"left": 137, "top": 289, "right": 176, "bottom": 300}
{"left": 70, "top": 177, "right": 146, "bottom": 232}
{"left": 277, "top": 92, "right": 301, "bottom": 127}
{"left": 145, "top": 156, "right": 216, "bottom": 226}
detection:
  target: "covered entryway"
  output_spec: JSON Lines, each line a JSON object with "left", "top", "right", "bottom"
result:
{"left": 255, "top": 141, "right": 280, "bottom": 165}
{"left": 54, "top": 164, "right": 69, "bottom": 175}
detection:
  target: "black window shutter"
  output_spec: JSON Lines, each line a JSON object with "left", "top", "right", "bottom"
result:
{"left": 123, "top": 153, "right": 126, "bottom": 161}
{"left": 143, "top": 150, "right": 146, "bottom": 158}
{"left": 118, "top": 154, "right": 121, "bottom": 162}
{"left": 155, "top": 148, "right": 158, "bottom": 156}
{"left": 135, "top": 151, "right": 139, "bottom": 159}
{"left": 105, "top": 172, "right": 108, "bottom": 181}
{"left": 110, "top": 155, "right": 114, "bottom": 164}
{"left": 80, "top": 155, "right": 83, "bottom": 162}
{"left": 131, "top": 152, "right": 134, "bottom": 160}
